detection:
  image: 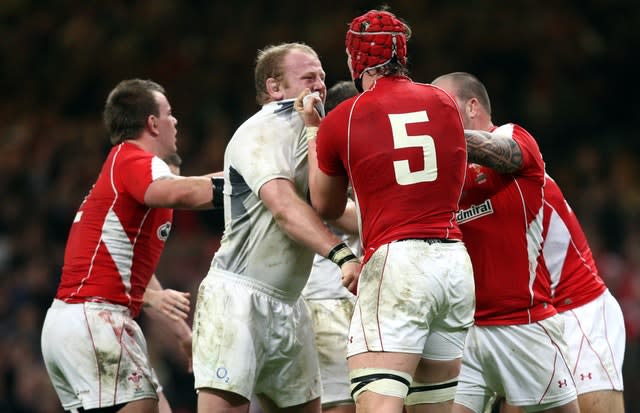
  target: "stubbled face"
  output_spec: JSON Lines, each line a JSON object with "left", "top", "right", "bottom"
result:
{"left": 153, "top": 91, "right": 178, "bottom": 159}
{"left": 277, "top": 49, "right": 326, "bottom": 102}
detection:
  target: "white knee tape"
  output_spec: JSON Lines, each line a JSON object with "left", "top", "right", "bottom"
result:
{"left": 405, "top": 378, "right": 458, "bottom": 405}
{"left": 349, "top": 368, "right": 412, "bottom": 401}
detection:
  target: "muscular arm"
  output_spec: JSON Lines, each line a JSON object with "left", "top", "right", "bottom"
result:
{"left": 260, "top": 178, "right": 344, "bottom": 257}
{"left": 465, "top": 129, "right": 523, "bottom": 173}
{"left": 261, "top": 178, "right": 361, "bottom": 291}
{"left": 144, "top": 176, "right": 213, "bottom": 210}
{"left": 328, "top": 198, "right": 359, "bottom": 236}
{"left": 307, "top": 138, "right": 350, "bottom": 220}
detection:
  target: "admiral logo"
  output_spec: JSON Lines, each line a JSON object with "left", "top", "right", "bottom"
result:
{"left": 457, "top": 200, "right": 494, "bottom": 224}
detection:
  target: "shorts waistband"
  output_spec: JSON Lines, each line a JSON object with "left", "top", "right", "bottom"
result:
{"left": 396, "top": 238, "right": 459, "bottom": 244}
{"left": 208, "top": 268, "right": 300, "bottom": 304}
{"left": 51, "top": 298, "right": 131, "bottom": 314}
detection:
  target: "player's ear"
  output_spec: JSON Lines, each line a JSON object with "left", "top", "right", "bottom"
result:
{"left": 266, "top": 77, "right": 284, "bottom": 100}
{"left": 147, "top": 115, "right": 159, "bottom": 136}
{"left": 467, "top": 98, "right": 480, "bottom": 119}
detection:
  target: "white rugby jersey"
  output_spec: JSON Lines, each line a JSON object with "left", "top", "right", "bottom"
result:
{"left": 210, "top": 99, "right": 315, "bottom": 299}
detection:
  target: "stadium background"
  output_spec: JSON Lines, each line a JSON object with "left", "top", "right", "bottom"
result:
{"left": 1, "top": 1, "right": 639, "bottom": 412}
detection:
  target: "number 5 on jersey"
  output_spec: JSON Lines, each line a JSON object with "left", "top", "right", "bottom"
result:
{"left": 389, "top": 111, "right": 437, "bottom": 185}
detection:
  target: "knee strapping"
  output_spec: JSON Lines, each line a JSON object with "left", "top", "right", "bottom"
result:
{"left": 349, "top": 368, "right": 412, "bottom": 401}
{"left": 405, "top": 378, "right": 458, "bottom": 405}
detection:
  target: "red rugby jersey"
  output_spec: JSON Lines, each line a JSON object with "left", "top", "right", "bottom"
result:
{"left": 459, "top": 124, "right": 556, "bottom": 325}
{"left": 540, "top": 176, "right": 606, "bottom": 312}
{"left": 56, "top": 142, "right": 173, "bottom": 317}
{"left": 316, "top": 76, "right": 466, "bottom": 262}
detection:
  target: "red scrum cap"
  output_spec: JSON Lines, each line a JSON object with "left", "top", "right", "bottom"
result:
{"left": 345, "top": 10, "right": 410, "bottom": 81}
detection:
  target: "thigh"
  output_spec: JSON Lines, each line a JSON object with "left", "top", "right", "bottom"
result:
{"left": 258, "top": 394, "right": 321, "bottom": 413}
{"left": 577, "top": 389, "right": 624, "bottom": 413}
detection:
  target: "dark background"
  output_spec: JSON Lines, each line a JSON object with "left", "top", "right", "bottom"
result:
{"left": 2, "top": 1, "right": 639, "bottom": 412}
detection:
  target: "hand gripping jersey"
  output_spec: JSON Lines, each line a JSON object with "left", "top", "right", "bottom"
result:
{"left": 458, "top": 124, "right": 556, "bottom": 325}
{"left": 55, "top": 142, "right": 174, "bottom": 317}
{"left": 316, "top": 76, "right": 465, "bottom": 263}
{"left": 540, "top": 176, "right": 606, "bottom": 312}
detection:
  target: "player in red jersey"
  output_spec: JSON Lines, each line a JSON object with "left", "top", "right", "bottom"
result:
{"left": 431, "top": 72, "right": 580, "bottom": 413}
{"left": 540, "top": 176, "right": 625, "bottom": 412}
{"left": 41, "top": 79, "right": 218, "bottom": 413}
{"left": 495, "top": 175, "right": 626, "bottom": 413}
{"left": 298, "top": 9, "right": 475, "bottom": 413}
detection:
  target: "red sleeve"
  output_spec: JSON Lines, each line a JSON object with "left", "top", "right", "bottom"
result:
{"left": 118, "top": 152, "right": 155, "bottom": 204}
{"left": 511, "top": 124, "right": 544, "bottom": 179}
{"left": 316, "top": 105, "right": 350, "bottom": 177}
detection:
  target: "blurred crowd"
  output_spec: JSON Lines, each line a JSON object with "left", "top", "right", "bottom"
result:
{"left": 1, "top": 1, "right": 639, "bottom": 412}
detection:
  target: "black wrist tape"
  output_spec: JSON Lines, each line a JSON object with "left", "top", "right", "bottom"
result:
{"left": 327, "top": 242, "right": 357, "bottom": 267}
{"left": 211, "top": 177, "right": 224, "bottom": 209}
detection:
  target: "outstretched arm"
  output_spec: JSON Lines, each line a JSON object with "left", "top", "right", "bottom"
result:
{"left": 144, "top": 176, "right": 214, "bottom": 210}
{"left": 465, "top": 129, "right": 523, "bottom": 173}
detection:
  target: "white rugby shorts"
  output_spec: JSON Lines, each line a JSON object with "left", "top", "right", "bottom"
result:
{"left": 561, "top": 289, "right": 625, "bottom": 394}
{"left": 41, "top": 299, "right": 160, "bottom": 411}
{"left": 454, "top": 314, "right": 578, "bottom": 412}
{"left": 306, "top": 296, "right": 356, "bottom": 407}
{"left": 348, "top": 239, "right": 475, "bottom": 359}
{"left": 192, "top": 269, "right": 321, "bottom": 407}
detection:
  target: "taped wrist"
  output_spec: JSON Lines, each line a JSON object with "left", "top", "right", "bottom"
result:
{"left": 305, "top": 126, "right": 318, "bottom": 141}
{"left": 211, "top": 176, "right": 224, "bottom": 209}
{"left": 327, "top": 242, "right": 358, "bottom": 268}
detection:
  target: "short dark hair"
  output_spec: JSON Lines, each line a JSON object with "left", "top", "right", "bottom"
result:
{"left": 103, "top": 79, "right": 165, "bottom": 145}
{"left": 325, "top": 81, "right": 358, "bottom": 113}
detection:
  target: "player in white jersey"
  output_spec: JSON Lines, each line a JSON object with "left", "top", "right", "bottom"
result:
{"left": 192, "top": 43, "right": 361, "bottom": 413}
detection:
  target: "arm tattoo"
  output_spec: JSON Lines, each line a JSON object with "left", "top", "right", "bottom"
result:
{"left": 464, "top": 129, "right": 523, "bottom": 173}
